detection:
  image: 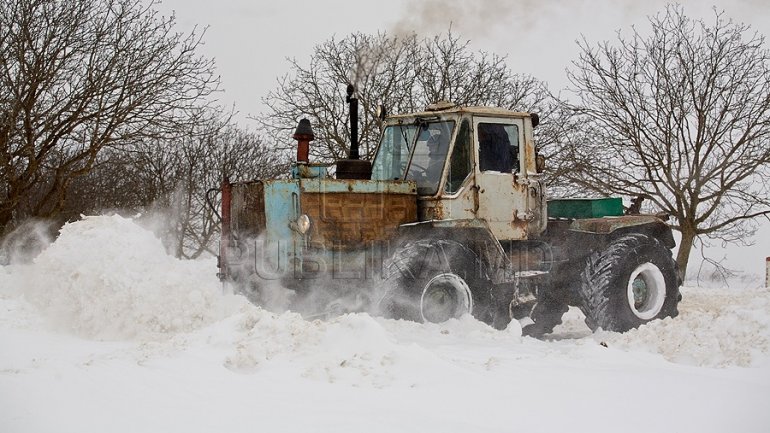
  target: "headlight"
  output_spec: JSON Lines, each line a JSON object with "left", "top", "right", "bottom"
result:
{"left": 296, "top": 214, "right": 311, "bottom": 234}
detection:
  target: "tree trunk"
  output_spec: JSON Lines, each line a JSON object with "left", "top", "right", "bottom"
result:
{"left": 676, "top": 224, "right": 697, "bottom": 281}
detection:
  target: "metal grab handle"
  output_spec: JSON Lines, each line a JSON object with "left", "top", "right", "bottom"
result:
{"left": 206, "top": 187, "right": 222, "bottom": 222}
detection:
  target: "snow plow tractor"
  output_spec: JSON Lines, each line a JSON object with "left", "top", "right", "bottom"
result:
{"left": 215, "top": 89, "right": 681, "bottom": 337}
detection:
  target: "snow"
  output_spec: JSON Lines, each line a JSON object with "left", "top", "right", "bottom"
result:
{"left": 2, "top": 216, "right": 245, "bottom": 339}
{"left": 2, "top": 215, "right": 770, "bottom": 432}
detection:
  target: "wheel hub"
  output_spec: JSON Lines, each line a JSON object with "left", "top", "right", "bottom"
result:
{"left": 626, "top": 263, "right": 666, "bottom": 320}
{"left": 420, "top": 273, "right": 473, "bottom": 323}
{"left": 632, "top": 277, "right": 648, "bottom": 309}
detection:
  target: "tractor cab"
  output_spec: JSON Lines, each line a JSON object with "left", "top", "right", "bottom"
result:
{"left": 371, "top": 103, "right": 547, "bottom": 241}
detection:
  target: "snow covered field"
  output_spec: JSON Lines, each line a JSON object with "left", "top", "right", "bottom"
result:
{"left": 1, "top": 215, "right": 769, "bottom": 432}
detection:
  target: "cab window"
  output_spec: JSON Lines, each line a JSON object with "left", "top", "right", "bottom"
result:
{"left": 478, "top": 123, "right": 519, "bottom": 173}
{"left": 405, "top": 121, "right": 455, "bottom": 195}
{"left": 371, "top": 124, "right": 418, "bottom": 180}
{"left": 445, "top": 119, "right": 472, "bottom": 194}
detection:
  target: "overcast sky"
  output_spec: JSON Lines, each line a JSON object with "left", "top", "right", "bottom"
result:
{"left": 156, "top": 0, "right": 770, "bottom": 280}
{"left": 157, "top": 0, "right": 770, "bottom": 116}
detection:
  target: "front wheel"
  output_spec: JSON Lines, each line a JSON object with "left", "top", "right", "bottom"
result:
{"left": 578, "top": 233, "right": 681, "bottom": 332}
{"left": 419, "top": 273, "right": 474, "bottom": 323}
{"left": 378, "top": 239, "right": 491, "bottom": 324}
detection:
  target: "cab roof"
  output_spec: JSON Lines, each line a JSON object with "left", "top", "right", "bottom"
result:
{"left": 385, "top": 102, "right": 532, "bottom": 121}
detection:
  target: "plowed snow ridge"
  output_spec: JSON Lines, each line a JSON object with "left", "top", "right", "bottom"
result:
{"left": 1, "top": 215, "right": 768, "bottom": 373}
{"left": 1, "top": 215, "right": 246, "bottom": 339}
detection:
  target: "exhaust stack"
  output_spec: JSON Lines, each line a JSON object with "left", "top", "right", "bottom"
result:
{"left": 346, "top": 84, "right": 360, "bottom": 160}
{"left": 336, "top": 84, "right": 372, "bottom": 179}
{"left": 293, "top": 118, "right": 314, "bottom": 163}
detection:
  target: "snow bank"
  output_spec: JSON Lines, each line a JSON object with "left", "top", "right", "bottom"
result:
{"left": 3, "top": 215, "right": 246, "bottom": 339}
{"left": 2, "top": 213, "right": 768, "bottom": 372}
{"left": 595, "top": 286, "right": 770, "bottom": 367}
{"left": 221, "top": 310, "right": 496, "bottom": 387}
{"left": 0, "top": 214, "right": 520, "bottom": 386}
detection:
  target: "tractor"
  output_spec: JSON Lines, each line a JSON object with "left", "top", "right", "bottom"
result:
{"left": 215, "top": 89, "right": 681, "bottom": 337}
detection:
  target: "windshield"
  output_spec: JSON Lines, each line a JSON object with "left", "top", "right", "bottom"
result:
{"left": 371, "top": 120, "right": 456, "bottom": 196}
{"left": 371, "top": 124, "right": 418, "bottom": 181}
{"left": 405, "top": 120, "right": 455, "bottom": 195}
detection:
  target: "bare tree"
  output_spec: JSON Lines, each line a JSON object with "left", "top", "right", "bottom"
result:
{"left": 67, "top": 106, "right": 289, "bottom": 258}
{"left": 258, "top": 30, "right": 558, "bottom": 164}
{"left": 565, "top": 5, "right": 770, "bottom": 277}
{"left": 164, "top": 108, "right": 289, "bottom": 259}
{"left": 259, "top": 32, "right": 419, "bottom": 162}
{"left": 0, "top": 0, "right": 219, "bottom": 233}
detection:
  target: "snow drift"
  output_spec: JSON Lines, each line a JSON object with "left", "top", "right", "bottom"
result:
{"left": 0, "top": 214, "right": 768, "bottom": 372}
{"left": 0, "top": 215, "right": 246, "bottom": 339}
{"left": 597, "top": 286, "right": 770, "bottom": 367}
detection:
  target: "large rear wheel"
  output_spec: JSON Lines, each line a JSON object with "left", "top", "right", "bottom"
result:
{"left": 578, "top": 233, "right": 681, "bottom": 332}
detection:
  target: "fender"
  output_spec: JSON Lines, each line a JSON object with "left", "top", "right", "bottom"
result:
{"left": 397, "top": 218, "right": 514, "bottom": 284}
{"left": 568, "top": 215, "right": 676, "bottom": 249}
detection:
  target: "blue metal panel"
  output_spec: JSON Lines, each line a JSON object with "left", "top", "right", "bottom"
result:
{"left": 263, "top": 180, "right": 300, "bottom": 242}
{"left": 259, "top": 180, "right": 301, "bottom": 278}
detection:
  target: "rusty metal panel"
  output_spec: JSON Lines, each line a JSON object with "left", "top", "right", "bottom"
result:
{"left": 569, "top": 215, "right": 666, "bottom": 234}
{"left": 475, "top": 171, "right": 529, "bottom": 240}
{"left": 299, "top": 179, "right": 416, "bottom": 194}
{"left": 302, "top": 191, "right": 417, "bottom": 250}
{"left": 230, "top": 178, "right": 418, "bottom": 252}
{"left": 230, "top": 181, "right": 265, "bottom": 237}
{"left": 418, "top": 176, "right": 478, "bottom": 222}
{"left": 525, "top": 176, "right": 548, "bottom": 236}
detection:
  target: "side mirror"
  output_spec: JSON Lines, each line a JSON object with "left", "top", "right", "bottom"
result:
{"left": 536, "top": 154, "right": 546, "bottom": 173}
{"left": 531, "top": 113, "right": 540, "bottom": 128}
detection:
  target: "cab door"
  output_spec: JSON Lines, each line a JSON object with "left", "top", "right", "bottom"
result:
{"left": 473, "top": 117, "right": 529, "bottom": 240}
